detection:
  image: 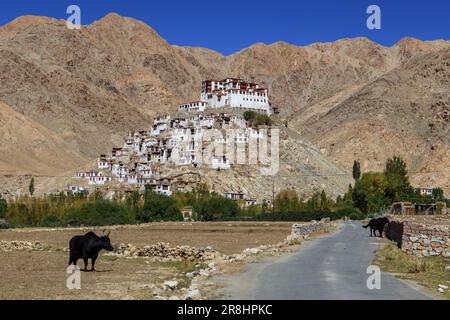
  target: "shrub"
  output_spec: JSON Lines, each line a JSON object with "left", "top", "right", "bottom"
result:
{"left": 40, "top": 215, "right": 62, "bottom": 227}
{"left": 138, "top": 191, "right": 182, "bottom": 222}
{"left": 193, "top": 193, "right": 239, "bottom": 221}
{"left": 0, "top": 194, "right": 6, "bottom": 218}
{"left": 251, "top": 210, "right": 334, "bottom": 222}
{"left": 243, "top": 110, "right": 271, "bottom": 127}
{"left": 64, "top": 200, "right": 135, "bottom": 226}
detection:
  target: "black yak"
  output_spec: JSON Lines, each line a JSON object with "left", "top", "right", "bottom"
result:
{"left": 68, "top": 231, "right": 114, "bottom": 272}
{"left": 384, "top": 221, "right": 404, "bottom": 248}
{"left": 362, "top": 217, "right": 389, "bottom": 237}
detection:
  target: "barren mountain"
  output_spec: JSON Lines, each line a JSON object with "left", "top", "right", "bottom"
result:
{"left": 0, "top": 13, "right": 448, "bottom": 195}
{"left": 0, "top": 101, "right": 88, "bottom": 174}
{"left": 292, "top": 48, "right": 450, "bottom": 193}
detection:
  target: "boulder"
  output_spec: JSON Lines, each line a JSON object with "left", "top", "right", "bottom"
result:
{"left": 243, "top": 248, "right": 261, "bottom": 255}
{"left": 163, "top": 280, "right": 178, "bottom": 291}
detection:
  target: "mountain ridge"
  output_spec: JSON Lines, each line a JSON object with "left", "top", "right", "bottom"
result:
{"left": 0, "top": 13, "right": 448, "bottom": 195}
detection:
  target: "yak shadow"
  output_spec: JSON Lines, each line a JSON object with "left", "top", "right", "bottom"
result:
{"left": 80, "top": 269, "right": 113, "bottom": 273}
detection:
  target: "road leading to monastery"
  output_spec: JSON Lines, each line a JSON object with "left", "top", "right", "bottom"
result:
{"left": 220, "top": 221, "right": 434, "bottom": 300}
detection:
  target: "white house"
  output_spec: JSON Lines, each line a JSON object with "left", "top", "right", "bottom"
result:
{"left": 89, "top": 173, "right": 112, "bottom": 185}
{"left": 77, "top": 170, "right": 100, "bottom": 178}
{"left": 111, "top": 148, "right": 130, "bottom": 162}
{"left": 154, "top": 114, "right": 171, "bottom": 124}
{"left": 178, "top": 101, "right": 207, "bottom": 113}
{"left": 112, "top": 163, "right": 129, "bottom": 182}
{"left": 211, "top": 156, "right": 231, "bottom": 170}
{"left": 155, "top": 183, "right": 172, "bottom": 196}
{"left": 200, "top": 78, "right": 271, "bottom": 114}
{"left": 67, "top": 186, "right": 88, "bottom": 193}
{"left": 415, "top": 187, "right": 434, "bottom": 196}
{"left": 247, "top": 128, "right": 265, "bottom": 139}
{"left": 151, "top": 122, "right": 168, "bottom": 136}
{"left": 98, "top": 156, "right": 110, "bottom": 169}
{"left": 127, "top": 172, "right": 138, "bottom": 185}
{"left": 234, "top": 132, "right": 249, "bottom": 143}
{"left": 225, "top": 192, "right": 246, "bottom": 200}
{"left": 230, "top": 116, "right": 247, "bottom": 128}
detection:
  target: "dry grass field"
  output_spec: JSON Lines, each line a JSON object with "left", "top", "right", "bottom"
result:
{"left": 0, "top": 222, "right": 292, "bottom": 300}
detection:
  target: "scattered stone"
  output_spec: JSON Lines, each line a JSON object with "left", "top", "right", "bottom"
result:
{"left": 199, "top": 269, "right": 210, "bottom": 277}
{"left": 163, "top": 280, "right": 178, "bottom": 291}
{"left": 443, "top": 248, "right": 450, "bottom": 258}
{"left": 185, "top": 271, "right": 197, "bottom": 278}
{"left": 185, "top": 287, "right": 201, "bottom": 300}
{"left": 243, "top": 248, "right": 261, "bottom": 255}
{"left": 0, "top": 240, "right": 45, "bottom": 252}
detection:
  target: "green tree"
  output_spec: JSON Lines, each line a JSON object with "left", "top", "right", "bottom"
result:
{"left": 65, "top": 199, "right": 134, "bottom": 226}
{"left": 139, "top": 191, "right": 181, "bottom": 222}
{"left": 243, "top": 110, "right": 271, "bottom": 127}
{"left": 432, "top": 188, "right": 444, "bottom": 201}
{"left": 0, "top": 194, "right": 7, "bottom": 218}
{"left": 275, "top": 190, "right": 303, "bottom": 212}
{"left": 384, "top": 156, "right": 411, "bottom": 201}
{"left": 352, "top": 160, "right": 361, "bottom": 181}
{"left": 352, "top": 172, "right": 390, "bottom": 214}
{"left": 193, "top": 192, "right": 238, "bottom": 221}
{"left": 29, "top": 177, "right": 35, "bottom": 197}
{"left": 243, "top": 111, "right": 257, "bottom": 121}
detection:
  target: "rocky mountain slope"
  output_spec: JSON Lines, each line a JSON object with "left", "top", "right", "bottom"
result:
{"left": 0, "top": 13, "right": 448, "bottom": 195}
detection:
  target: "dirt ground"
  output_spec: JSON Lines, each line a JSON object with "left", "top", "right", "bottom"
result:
{"left": 0, "top": 222, "right": 292, "bottom": 300}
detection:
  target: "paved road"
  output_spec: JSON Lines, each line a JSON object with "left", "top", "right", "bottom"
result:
{"left": 221, "top": 221, "right": 433, "bottom": 300}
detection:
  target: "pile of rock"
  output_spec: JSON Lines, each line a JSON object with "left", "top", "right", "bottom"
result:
{"left": 438, "top": 284, "right": 449, "bottom": 294}
{"left": 0, "top": 240, "right": 45, "bottom": 252}
{"left": 155, "top": 279, "right": 202, "bottom": 300}
{"left": 401, "top": 222, "right": 450, "bottom": 257}
{"left": 286, "top": 219, "right": 331, "bottom": 242}
{"left": 107, "top": 242, "right": 217, "bottom": 261}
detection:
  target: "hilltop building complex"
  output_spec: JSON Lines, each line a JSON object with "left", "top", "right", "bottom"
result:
{"left": 76, "top": 79, "right": 277, "bottom": 202}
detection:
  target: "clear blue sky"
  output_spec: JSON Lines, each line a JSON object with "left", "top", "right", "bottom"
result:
{"left": 1, "top": 0, "right": 449, "bottom": 55}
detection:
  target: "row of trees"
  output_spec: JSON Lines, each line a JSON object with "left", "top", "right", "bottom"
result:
{"left": 261, "top": 156, "right": 447, "bottom": 219}
{"left": 3, "top": 188, "right": 183, "bottom": 227}
{"left": 350, "top": 156, "right": 447, "bottom": 215}
{"left": 172, "top": 184, "right": 239, "bottom": 220}
{"left": 1, "top": 156, "right": 446, "bottom": 226}
{"left": 1, "top": 184, "right": 241, "bottom": 227}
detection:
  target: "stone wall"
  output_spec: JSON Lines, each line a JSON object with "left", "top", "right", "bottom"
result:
{"left": 287, "top": 218, "right": 331, "bottom": 241}
{"left": 106, "top": 242, "right": 218, "bottom": 262}
{"left": 401, "top": 221, "right": 450, "bottom": 257}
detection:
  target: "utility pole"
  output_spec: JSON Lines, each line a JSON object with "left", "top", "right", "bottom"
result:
{"left": 272, "top": 179, "right": 275, "bottom": 214}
